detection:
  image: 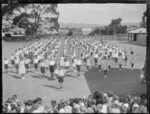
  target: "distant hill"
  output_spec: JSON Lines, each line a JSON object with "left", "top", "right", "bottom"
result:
{"left": 59, "top": 22, "right": 140, "bottom": 29}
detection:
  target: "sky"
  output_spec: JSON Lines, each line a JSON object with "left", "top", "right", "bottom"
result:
{"left": 58, "top": 4, "right": 146, "bottom": 25}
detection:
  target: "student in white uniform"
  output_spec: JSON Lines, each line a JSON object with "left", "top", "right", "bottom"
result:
{"left": 102, "top": 57, "right": 108, "bottom": 78}
{"left": 40, "top": 59, "right": 46, "bottom": 78}
{"left": 64, "top": 58, "right": 70, "bottom": 75}
{"left": 56, "top": 66, "right": 65, "bottom": 90}
{"left": 130, "top": 50, "right": 135, "bottom": 70}
{"left": 19, "top": 58, "right": 26, "bottom": 79}
{"left": 34, "top": 56, "right": 39, "bottom": 72}
{"left": 140, "top": 67, "right": 145, "bottom": 84}
{"left": 24, "top": 58, "right": 30, "bottom": 73}
{"left": 3, "top": 58, "right": 9, "bottom": 73}
{"left": 15, "top": 57, "right": 19, "bottom": 74}
{"left": 10, "top": 54, "right": 15, "bottom": 67}
{"left": 98, "top": 54, "right": 102, "bottom": 71}
{"left": 94, "top": 52, "right": 98, "bottom": 66}
{"left": 76, "top": 58, "right": 82, "bottom": 77}
{"left": 49, "top": 58, "right": 55, "bottom": 78}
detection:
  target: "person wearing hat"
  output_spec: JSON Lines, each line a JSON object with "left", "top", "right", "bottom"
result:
{"left": 3, "top": 58, "right": 9, "bottom": 73}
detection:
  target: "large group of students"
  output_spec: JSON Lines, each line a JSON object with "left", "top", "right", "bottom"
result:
{"left": 3, "top": 91, "right": 148, "bottom": 113}
{"left": 3, "top": 36, "right": 146, "bottom": 89}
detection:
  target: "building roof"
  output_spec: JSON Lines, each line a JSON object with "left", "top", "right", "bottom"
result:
{"left": 128, "top": 28, "right": 146, "bottom": 34}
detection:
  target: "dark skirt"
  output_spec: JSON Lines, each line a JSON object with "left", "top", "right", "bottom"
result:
{"left": 99, "top": 65, "right": 102, "bottom": 70}
{"left": 5, "top": 64, "right": 8, "bottom": 69}
{"left": 11, "top": 60, "right": 15, "bottom": 65}
{"left": 115, "top": 58, "right": 118, "bottom": 63}
{"left": 34, "top": 63, "right": 38, "bottom": 69}
{"left": 84, "top": 58, "right": 87, "bottom": 63}
{"left": 15, "top": 64, "right": 19, "bottom": 69}
{"left": 41, "top": 67, "right": 45, "bottom": 74}
{"left": 104, "top": 70, "right": 107, "bottom": 75}
{"left": 94, "top": 58, "right": 98, "bottom": 64}
{"left": 58, "top": 77, "right": 64, "bottom": 82}
{"left": 25, "top": 64, "right": 29, "bottom": 69}
{"left": 72, "top": 59, "right": 74, "bottom": 63}
{"left": 125, "top": 57, "right": 127, "bottom": 62}
{"left": 49, "top": 65, "right": 54, "bottom": 73}
{"left": 131, "top": 63, "right": 134, "bottom": 67}
{"left": 76, "top": 65, "right": 81, "bottom": 72}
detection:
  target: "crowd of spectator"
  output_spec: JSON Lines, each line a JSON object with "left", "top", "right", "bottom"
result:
{"left": 3, "top": 91, "right": 148, "bottom": 113}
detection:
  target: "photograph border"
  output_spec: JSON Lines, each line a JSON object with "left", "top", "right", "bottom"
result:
{"left": 1, "top": 0, "right": 149, "bottom": 113}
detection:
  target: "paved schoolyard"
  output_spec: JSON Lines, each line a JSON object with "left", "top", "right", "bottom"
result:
{"left": 2, "top": 39, "right": 146, "bottom": 105}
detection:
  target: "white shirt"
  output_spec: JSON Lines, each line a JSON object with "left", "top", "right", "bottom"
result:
{"left": 94, "top": 54, "right": 98, "bottom": 58}
{"left": 49, "top": 60, "right": 55, "bottom": 65}
{"left": 34, "top": 59, "right": 39, "bottom": 64}
{"left": 15, "top": 59, "right": 19, "bottom": 64}
{"left": 4, "top": 60, "right": 9, "bottom": 64}
{"left": 77, "top": 60, "right": 82, "bottom": 65}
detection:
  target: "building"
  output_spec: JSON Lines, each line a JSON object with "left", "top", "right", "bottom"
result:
{"left": 128, "top": 28, "right": 147, "bottom": 42}
{"left": 82, "top": 28, "right": 92, "bottom": 35}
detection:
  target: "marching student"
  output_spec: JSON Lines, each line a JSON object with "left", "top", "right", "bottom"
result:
{"left": 140, "top": 67, "right": 145, "bottom": 84}
{"left": 86, "top": 56, "right": 91, "bottom": 71}
{"left": 56, "top": 66, "right": 65, "bottom": 90}
{"left": 14, "top": 57, "right": 19, "bottom": 74}
{"left": 19, "top": 58, "right": 26, "bottom": 79}
{"left": 76, "top": 57, "right": 82, "bottom": 77}
{"left": 107, "top": 57, "right": 112, "bottom": 71}
{"left": 124, "top": 51, "right": 128, "bottom": 66}
{"left": 98, "top": 54, "right": 102, "bottom": 72}
{"left": 24, "top": 57, "right": 30, "bottom": 73}
{"left": 130, "top": 51, "right": 135, "bottom": 70}
{"left": 3, "top": 58, "right": 9, "bottom": 73}
{"left": 64, "top": 58, "right": 70, "bottom": 75}
{"left": 10, "top": 54, "right": 15, "bottom": 67}
{"left": 72, "top": 56, "right": 77, "bottom": 73}
{"left": 33, "top": 56, "right": 39, "bottom": 72}
{"left": 94, "top": 52, "right": 98, "bottom": 67}
{"left": 40, "top": 59, "right": 46, "bottom": 78}
{"left": 102, "top": 57, "right": 108, "bottom": 78}
{"left": 118, "top": 52, "right": 123, "bottom": 70}
{"left": 49, "top": 57, "right": 55, "bottom": 78}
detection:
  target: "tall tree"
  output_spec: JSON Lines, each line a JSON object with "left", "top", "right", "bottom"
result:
{"left": 140, "top": 11, "right": 147, "bottom": 28}
{"left": 2, "top": 4, "right": 59, "bottom": 35}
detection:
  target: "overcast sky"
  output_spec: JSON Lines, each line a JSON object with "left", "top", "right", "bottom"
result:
{"left": 58, "top": 4, "right": 146, "bottom": 25}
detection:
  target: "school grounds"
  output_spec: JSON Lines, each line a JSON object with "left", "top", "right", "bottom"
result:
{"left": 2, "top": 38, "right": 147, "bottom": 105}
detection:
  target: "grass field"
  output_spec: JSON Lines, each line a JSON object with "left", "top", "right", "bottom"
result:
{"left": 2, "top": 39, "right": 146, "bottom": 105}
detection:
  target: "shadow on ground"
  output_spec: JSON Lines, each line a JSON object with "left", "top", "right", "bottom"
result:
{"left": 84, "top": 67, "right": 146, "bottom": 96}
{"left": 43, "top": 84, "right": 60, "bottom": 90}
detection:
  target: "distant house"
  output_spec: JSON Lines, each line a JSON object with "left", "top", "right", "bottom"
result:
{"left": 127, "top": 28, "right": 147, "bottom": 42}
{"left": 71, "top": 28, "right": 82, "bottom": 35}
{"left": 82, "top": 28, "right": 92, "bottom": 35}
{"left": 59, "top": 28, "right": 68, "bottom": 35}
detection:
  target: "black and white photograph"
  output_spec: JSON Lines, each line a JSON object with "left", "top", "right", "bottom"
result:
{"left": 2, "top": 1, "right": 149, "bottom": 113}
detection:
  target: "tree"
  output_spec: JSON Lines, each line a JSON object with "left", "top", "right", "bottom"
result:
{"left": 2, "top": 4, "right": 59, "bottom": 36}
{"left": 109, "top": 18, "right": 122, "bottom": 35}
{"left": 140, "top": 11, "right": 147, "bottom": 28}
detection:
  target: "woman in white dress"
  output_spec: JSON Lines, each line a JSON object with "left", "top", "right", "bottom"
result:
{"left": 19, "top": 58, "right": 26, "bottom": 79}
